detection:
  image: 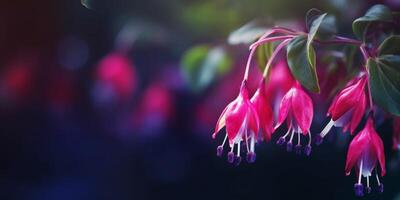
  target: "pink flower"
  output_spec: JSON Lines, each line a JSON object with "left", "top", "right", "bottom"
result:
{"left": 274, "top": 82, "right": 314, "bottom": 156}
{"left": 212, "top": 80, "right": 259, "bottom": 165}
{"left": 345, "top": 117, "right": 385, "bottom": 196}
{"left": 251, "top": 78, "right": 274, "bottom": 141}
{"left": 393, "top": 117, "right": 400, "bottom": 151}
{"left": 265, "top": 60, "right": 294, "bottom": 114}
{"left": 316, "top": 75, "right": 367, "bottom": 145}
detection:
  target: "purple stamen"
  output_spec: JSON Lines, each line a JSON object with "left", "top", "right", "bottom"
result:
{"left": 234, "top": 156, "right": 242, "bottom": 166}
{"left": 354, "top": 183, "right": 364, "bottom": 197}
{"left": 304, "top": 145, "right": 312, "bottom": 156}
{"left": 378, "top": 183, "right": 384, "bottom": 193}
{"left": 314, "top": 135, "right": 323, "bottom": 146}
{"left": 227, "top": 152, "right": 235, "bottom": 163}
{"left": 295, "top": 144, "right": 302, "bottom": 155}
{"left": 246, "top": 152, "right": 256, "bottom": 163}
{"left": 277, "top": 137, "right": 286, "bottom": 145}
{"left": 366, "top": 186, "right": 371, "bottom": 194}
{"left": 286, "top": 142, "right": 293, "bottom": 152}
{"left": 216, "top": 146, "right": 223, "bottom": 157}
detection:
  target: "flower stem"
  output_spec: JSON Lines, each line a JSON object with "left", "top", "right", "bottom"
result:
{"left": 250, "top": 35, "right": 294, "bottom": 50}
{"left": 360, "top": 45, "right": 374, "bottom": 114}
{"left": 243, "top": 47, "right": 257, "bottom": 81}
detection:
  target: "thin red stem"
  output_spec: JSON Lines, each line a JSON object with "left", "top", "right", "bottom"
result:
{"left": 243, "top": 47, "right": 257, "bottom": 81}
{"left": 250, "top": 35, "right": 295, "bottom": 50}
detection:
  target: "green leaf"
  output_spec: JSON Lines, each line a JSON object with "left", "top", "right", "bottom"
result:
{"left": 228, "top": 19, "right": 272, "bottom": 45}
{"left": 378, "top": 35, "right": 400, "bottom": 55}
{"left": 256, "top": 42, "right": 274, "bottom": 71}
{"left": 352, "top": 4, "right": 393, "bottom": 41}
{"left": 306, "top": 9, "right": 336, "bottom": 39}
{"left": 307, "top": 13, "right": 326, "bottom": 68}
{"left": 368, "top": 56, "right": 400, "bottom": 116}
{"left": 287, "top": 35, "right": 320, "bottom": 93}
{"left": 181, "top": 45, "right": 232, "bottom": 92}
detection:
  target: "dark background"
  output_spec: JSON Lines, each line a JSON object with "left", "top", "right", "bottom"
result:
{"left": 0, "top": 0, "right": 399, "bottom": 200}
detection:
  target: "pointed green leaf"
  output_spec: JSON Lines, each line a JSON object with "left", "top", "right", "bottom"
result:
{"left": 378, "top": 35, "right": 400, "bottom": 56}
{"left": 352, "top": 4, "right": 393, "bottom": 41}
{"left": 287, "top": 35, "right": 320, "bottom": 93}
{"left": 306, "top": 9, "right": 336, "bottom": 39}
{"left": 307, "top": 13, "right": 326, "bottom": 65}
{"left": 368, "top": 56, "right": 400, "bottom": 116}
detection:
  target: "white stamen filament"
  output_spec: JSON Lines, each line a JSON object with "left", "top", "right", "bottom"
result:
{"left": 320, "top": 119, "right": 335, "bottom": 138}
{"left": 237, "top": 142, "right": 241, "bottom": 156}
{"left": 358, "top": 160, "right": 363, "bottom": 184}
{"left": 367, "top": 176, "right": 370, "bottom": 188}
{"left": 221, "top": 134, "right": 228, "bottom": 147}
{"left": 307, "top": 131, "right": 312, "bottom": 145}
{"left": 250, "top": 134, "right": 255, "bottom": 152}
{"left": 289, "top": 129, "right": 295, "bottom": 143}
{"left": 282, "top": 128, "right": 291, "bottom": 139}
{"left": 245, "top": 128, "right": 250, "bottom": 153}
{"left": 375, "top": 170, "right": 381, "bottom": 185}
{"left": 297, "top": 132, "right": 301, "bottom": 145}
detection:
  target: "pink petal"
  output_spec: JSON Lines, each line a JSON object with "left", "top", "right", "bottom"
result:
{"left": 275, "top": 87, "right": 294, "bottom": 130}
{"left": 292, "top": 86, "right": 313, "bottom": 134}
{"left": 349, "top": 92, "right": 367, "bottom": 134}
{"left": 225, "top": 98, "right": 247, "bottom": 144}
{"left": 330, "top": 76, "right": 367, "bottom": 121}
{"left": 345, "top": 129, "right": 369, "bottom": 175}
{"left": 367, "top": 119, "right": 386, "bottom": 176}
{"left": 251, "top": 80, "right": 274, "bottom": 141}
{"left": 248, "top": 101, "right": 260, "bottom": 137}
{"left": 212, "top": 101, "right": 233, "bottom": 139}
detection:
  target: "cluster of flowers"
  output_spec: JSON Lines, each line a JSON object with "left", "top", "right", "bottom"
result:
{"left": 212, "top": 28, "right": 386, "bottom": 197}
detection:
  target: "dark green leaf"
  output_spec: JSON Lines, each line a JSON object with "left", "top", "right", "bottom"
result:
{"left": 306, "top": 9, "right": 336, "bottom": 39}
{"left": 378, "top": 35, "right": 400, "bottom": 55}
{"left": 352, "top": 4, "right": 393, "bottom": 41}
{"left": 287, "top": 35, "right": 320, "bottom": 93}
{"left": 307, "top": 13, "right": 326, "bottom": 67}
{"left": 256, "top": 42, "right": 274, "bottom": 71}
{"left": 368, "top": 56, "right": 400, "bottom": 116}
{"left": 181, "top": 45, "right": 232, "bottom": 92}
{"left": 228, "top": 19, "right": 272, "bottom": 45}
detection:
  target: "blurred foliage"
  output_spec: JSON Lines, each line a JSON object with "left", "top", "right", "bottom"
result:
{"left": 181, "top": 45, "right": 232, "bottom": 92}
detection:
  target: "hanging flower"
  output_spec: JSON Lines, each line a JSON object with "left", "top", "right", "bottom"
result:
{"left": 315, "top": 75, "right": 367, "bottom": 145}
{"left": 250, "top": 78, "right": 274, "bottom": 141}
{"left": 274, "top": 82, "right": 314, "bottom": 156}
{"left": 212, "top": 80, "right": 259, "bottom": 165}
{"left": 345, "top": 117, "right": 385, "bottom": 196}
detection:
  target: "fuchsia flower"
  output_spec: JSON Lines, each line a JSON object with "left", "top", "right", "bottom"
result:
{"left": 393, "top": 117, "right": 400, "bottom": 150}
{"left": 345, "top": 117, "right": 386, "bottom": 196}
{"left": 316, "top": 75, "right": 367, "bottom": 145}
{"left": 274, "top": 82, "right": 314, "bottom": 156}
{"left": 212, "top": 80, "right": 259, "bottom": 165}
{"left": 251, "top": 78, "right": 274, "bottom": 141}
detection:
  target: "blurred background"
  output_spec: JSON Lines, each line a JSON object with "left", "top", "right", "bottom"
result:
{"left": 0, "top": 0, "right": 399, "bottom": 199}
